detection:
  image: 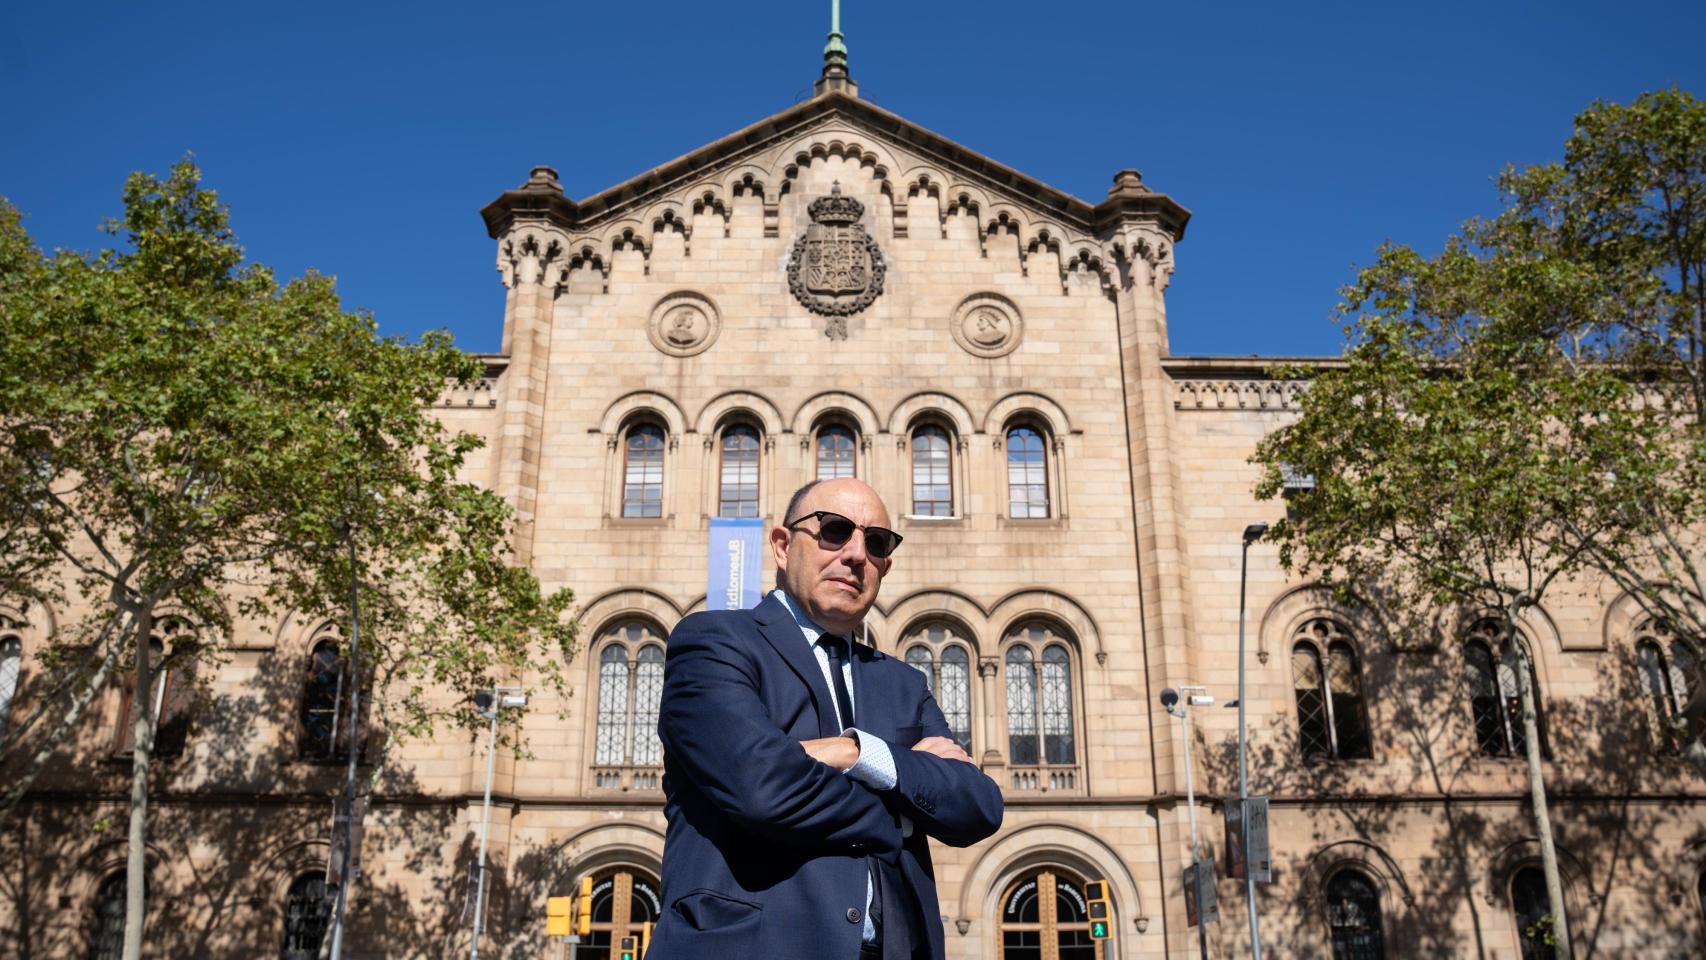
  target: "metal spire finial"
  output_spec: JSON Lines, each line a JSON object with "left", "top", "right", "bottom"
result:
{"left": 814, "top": 0, "right": 857, "bottom": 97}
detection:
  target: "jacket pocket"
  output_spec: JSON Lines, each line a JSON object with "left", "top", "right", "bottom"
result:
{"left": 671, "top": 888, "right": 762, "bottom": 932}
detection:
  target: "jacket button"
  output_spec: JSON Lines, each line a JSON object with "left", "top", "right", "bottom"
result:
{"left": 846, "top": 907, "right": 862, "bottom": 924}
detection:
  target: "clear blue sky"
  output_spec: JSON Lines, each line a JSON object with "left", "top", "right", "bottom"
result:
{"left": 3, "top": 1, "right": 1702, "bottom": 357}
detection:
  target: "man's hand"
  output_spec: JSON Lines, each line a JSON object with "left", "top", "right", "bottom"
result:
{"left": 911, "top": 736, "right": 974, "bottom": 764}
{"left": 800, "top": 736, "right": 860, "bottom": 770}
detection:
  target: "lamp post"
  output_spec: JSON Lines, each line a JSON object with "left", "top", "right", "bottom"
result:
{"left": 1162, "top": 685, "right": 1213, "bottom": 960}
{"left": 1237, "top": 522, "right": 1269, "bottom": 960}
{"left": 328, "top": 515, "right": 362, "bottom": 960}
{"left": 470, "top": 686, "right": 528, "bottom": 960}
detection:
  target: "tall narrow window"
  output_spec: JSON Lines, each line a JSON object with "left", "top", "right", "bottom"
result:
{"left": 718, "top": 424, "right": 760, "bottom": 518}
{"left": 592, "top": 621, "right": 666, "bottom": 789}
{"left": 114, "top": 617, "right": 195, "bottom": 759}
{"left": 1290, "top": 619, "right": 1371, "bottom": 759}
{"left": 901, "top": 622, "right": 973, "bottom": 752}
{"left": 0, "top": 614, "right": 22, "bottom": 736}
{"left": 816, "top": 424, "right": 856, "bottom": 480}
{"left": 1005, "top": 623, "right": 1077, "bottom": 771}
{"left": 300, "top": 637, "right": 349, "bottom": 760}
{"left": 87, "top": 872, "right": 130, "bottom": 960}
{"left": 911, "top": 425, "right": 953, "bottom": 516}
{"left": 1326, "top": 869, "right": 1386, "bottom": 959}
{"left": 1510, "top": 866, "right": 1558, "bottom": 960}
{"left": 999, "top": 868, "right": 1099, "bottom": 960}
{"left": 1006, "top": 426, "right": 1049, "bottom": 518}
{"left": 1636, "top": 622, "right": 1695, "bottom": 752}
{"left": 1465, "top": 621, "right": 1545, "bottom": 758}
{"left": 621, "top": 423, "right": 665, "bottom": 518}
{"left": 281, "top": 872, "right": 333, "bottom": 960}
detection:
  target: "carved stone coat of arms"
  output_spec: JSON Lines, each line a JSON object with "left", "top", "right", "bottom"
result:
{"left": 788, "top": 183, "right": 886, "bottom": 337}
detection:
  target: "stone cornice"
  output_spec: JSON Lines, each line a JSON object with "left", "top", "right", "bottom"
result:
{"left": 1164, "top": 355, "right": 1341, "bottom": 412}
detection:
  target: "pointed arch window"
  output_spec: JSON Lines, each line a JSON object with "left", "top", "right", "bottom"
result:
{"left": 0, "top": 614, "right": 22, "bottom": 736}
{"left": 718, "top": 423, "right": 761, "bottom": 518}
{"left": 113, "top": 617, "right": 195, "bottom": 759}
{"left": 281, "top": 872, "right": 333, "bottom": 960}
{"left": 1635, "top": 621, "right": 1695, "bottom": 753}
{"left": 999, "top": 867, "right": 1100, "bottom": 960}
{"left": 1326, "top": 869, "right": 1386, "bottom": 959}
{"left": 593, "top": 621, "right": 666, "bottom": 790}
{"left": 911, "top": 425, "right": 953, "bottom": 516}
{"left": 1006, "top": 425, "right": 1050, "bottom": 518}
{"left": 816, "top": 423, "right": 857, "bottom": 480}
{"left": 901, "top": 621, "right": 973, "bottom": 752}
{"left": 299, "top": 629, "right": 366, "bottom": 762}
{"left": 621, "top": 422, "right": 665, "bottom": 518}
{"left": 1464, "top": 621, "right": 1547, "bottom": 759}
{"left": 1510, "top": 865, "right": 1558, "bottom": 959}
{"left": 1291, "top": 619, "right": 1371, "bottom": 760}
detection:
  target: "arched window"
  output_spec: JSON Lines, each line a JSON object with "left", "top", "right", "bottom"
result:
{"left": 1464, "top": 621, "right": 1546, "bottom": 759}
{"left": 87, "top": 871, "right": 130, "bottom": 960}
{"left": 1006, "top": 426, "right": 1049, "bottom": 518}
{"left": 1326, "top": 869, "right": 1385, "bottom": 959}
{"left": 911, "top": 425, "right": 953, "bottom": 517}
{"left": 999, "top": 867, "right": 1100, "bottom": 960}
{"left": 815, "top": 423, "right": 857, "bottom": 480}
{"left": 1005, "top": 623, "right": 1077, "bottom": 788}
{"left": 281, "top": 872, "right": 333, "bottom": 960}
{"left": 718, "top": 423, "right": 761, "bottom": 518}
{"left": 580, "top": 868, "right": 663, "bottom": 959}
{"left": 1291, "top": 620, "right": 1371, "bottom": 760}
{"left": 114, "top": 617, "right": 195, "bottom": 759}
{"left": 0, "top": 614, "right": 22, "bottom": 736}
{"left": 1509, "top": 865, "right": 1558, "bottom": 960}
{"left": 593, "top": 622, "right": 666, "bottom": 790}
{"left": 901, "top": 621, "right": 973, "bottom": 752}
{"left": 300, "top": 632, "right": 361, "bottom": 761}
{"left": 621, "top": 423, "right": 665, "bottom": 518}
{"left": 1635, "top": 621, "right": 1695, "bottom": 753}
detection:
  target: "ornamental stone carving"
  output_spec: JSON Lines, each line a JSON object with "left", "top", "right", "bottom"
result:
{"left": 787, "top": 182, "right": 886, "bottom": 336}
{"left": 950, "top": 293, "right": 1023, "bottom": 358}
{"left": 647, "top": 292, "right": 721, "bottom": 358}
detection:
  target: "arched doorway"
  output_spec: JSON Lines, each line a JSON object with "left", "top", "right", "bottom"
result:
{"left": 999, "top": 867, "right": 1103, "bottom": 960}
{"left": 578, "top": 868, "right": 662, "bottom": 960}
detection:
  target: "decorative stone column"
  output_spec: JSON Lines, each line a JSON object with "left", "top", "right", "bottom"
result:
{"left": 978, "top": 656, "right": 1004, "bottom": 772}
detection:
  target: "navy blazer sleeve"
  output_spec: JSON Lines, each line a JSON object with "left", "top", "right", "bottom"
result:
{"left": 658, "top": 612, "right": 904, "bottom": 855}
{"left": 885, "top": 671, "right": 1004, "bottom": 847}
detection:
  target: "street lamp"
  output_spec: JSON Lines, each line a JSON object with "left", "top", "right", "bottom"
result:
{"left": 1237, "top": 521, "right": 1268, "bottom": 960}
{"left": 470, "top": 686, "right": 528, "bottom": 960}
{"left": 1161, "top": 685, "right": 1214, "bottom": 960}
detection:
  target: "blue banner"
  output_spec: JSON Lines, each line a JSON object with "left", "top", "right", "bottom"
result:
{"left": 707, "top": 518, "right": 765, "bottom": 611}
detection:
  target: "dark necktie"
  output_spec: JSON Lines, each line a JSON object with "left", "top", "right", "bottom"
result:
{"left": 818, "top": 636, "right": 886, "bottom": 946}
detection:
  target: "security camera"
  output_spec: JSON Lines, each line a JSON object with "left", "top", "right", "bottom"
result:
{"left": 1159, "top": 688, "right": 1179, "bottom": 709}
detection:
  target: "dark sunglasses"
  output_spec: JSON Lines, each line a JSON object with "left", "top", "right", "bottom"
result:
{"left": 785, "top": 510, "right": 904, "bottom": 559}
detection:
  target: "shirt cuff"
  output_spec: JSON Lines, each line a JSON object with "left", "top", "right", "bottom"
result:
{"left": 843, "top": 728, "right": 898, "bottom": 791}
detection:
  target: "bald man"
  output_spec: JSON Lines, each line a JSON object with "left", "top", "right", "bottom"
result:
{"left": 648, "top": 478, "right": 1003, "bottom": 960}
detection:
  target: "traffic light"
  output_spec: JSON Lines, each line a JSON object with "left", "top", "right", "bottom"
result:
{"left": 619, "top": 935, "right": 637, "bottom": 960}
{"left": 640, "top": 920, "right": 653, "bottom": 957}
{"left": 576, "top": 875, "right": 594, "bottom": 937}
{"left": 1085, "top": 880, "right": 1112, "bottom": 940}
{"left": 546, "top": 896, "right": 574, "bottom": 937}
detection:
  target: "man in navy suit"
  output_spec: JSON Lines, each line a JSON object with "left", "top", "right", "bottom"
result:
{"left": 649, "top": 477, "right": 1004, "bottom": 960}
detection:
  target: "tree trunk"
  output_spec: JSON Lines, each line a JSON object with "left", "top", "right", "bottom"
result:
{"left": 0, "top": 637, "right": 125, "bottom": 828}
{"left": 1513, "top": 624, "right": 1573, "bottom": 959}
{"left": 122, "top": 608, "right": 154, "bottom": 960}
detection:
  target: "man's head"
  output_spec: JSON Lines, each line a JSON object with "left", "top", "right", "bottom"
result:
{"left": 772, "top": 478, "right": 897, "bottom": 635}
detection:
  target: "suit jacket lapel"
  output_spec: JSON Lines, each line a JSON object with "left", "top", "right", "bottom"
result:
{"left": 754, "top": 594, "right": 840, "bottom": 737}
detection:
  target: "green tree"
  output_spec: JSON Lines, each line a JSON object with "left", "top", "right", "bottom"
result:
{"left": 1252, "top": 88, "right": 1705, "bottom": 960}
{"left": 0, "top": 161, "right": 577, "bottom": 959}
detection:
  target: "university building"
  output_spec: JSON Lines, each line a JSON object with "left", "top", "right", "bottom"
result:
{"left": 6, "top": 51, "right": 1706, "bottom": 960}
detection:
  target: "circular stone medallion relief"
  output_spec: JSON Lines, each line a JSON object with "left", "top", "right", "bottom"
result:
{"left": 648, "top": 292, "right": 721, "bottom": 358}
{"left": 950, "top": 293, "right": 1023, "bottom": 358}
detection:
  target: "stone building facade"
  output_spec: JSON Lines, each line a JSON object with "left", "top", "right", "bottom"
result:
{"left": 6, "top": 69, "right": 1706, "bottom": 960}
